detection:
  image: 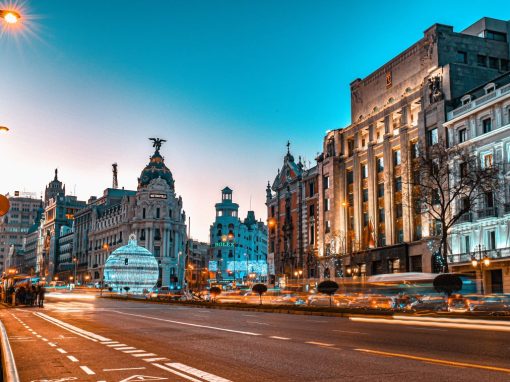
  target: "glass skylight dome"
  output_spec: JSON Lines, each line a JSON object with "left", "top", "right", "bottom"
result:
{"left": 104, "top": 234, "right": 159, "bottom": 294}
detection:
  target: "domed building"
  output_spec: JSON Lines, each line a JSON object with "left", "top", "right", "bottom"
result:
{"left": 73, "top": 138, "right": 188, "bottom": 290}
{"left": 104, "top": 234, "right": 159, "bottom": 294}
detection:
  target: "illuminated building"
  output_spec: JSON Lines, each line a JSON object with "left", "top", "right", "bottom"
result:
{"left": 314, "top": 17, "right": 510, "bottom": 280}
{"left": 209, "top": 187, "right": 268, "bottom": 285}
{"left": 104, "top": 234, "right": 159, "bottom": 294}
{"left": 266, "top": 144, "right": 319, "bottom": 282}
{"left": 447, "top": 73, "right": 510, "bottom": 293}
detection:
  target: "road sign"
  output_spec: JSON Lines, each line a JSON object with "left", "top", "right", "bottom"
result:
{"left": 119, "top": 376, "right": 168, "bottom": 382}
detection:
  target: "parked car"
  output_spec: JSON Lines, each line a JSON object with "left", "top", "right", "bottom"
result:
{"left": 409, "top": 296, "right": 447, "bottom": 312}
{"left": 448, "top": 295, "right": 469, "bottom": 313}
{"left": 470, "top": 296, "right": 510, "bottom": 313}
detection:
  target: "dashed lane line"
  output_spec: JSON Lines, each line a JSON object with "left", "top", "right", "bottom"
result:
{"left": 114, "top": 346, "right": 137, "bottom": 350}
{"left": 132, "top": 353, "right": 157, "bottom": 357}
{"left": 144, "top": 358, "right": 168, "bottom": 362}
{"left": 103, "top": 367, "right": 146, "bottom": 372}
{"left": 166, "top": 362, "right": 232, "bottom": 382}
{"left": 124, "top": 350, "right": 147, "bottom": 354}
{"left": 57, "top": 348, "right": 68, "bottom": 354}
{"left": 269, "top": 336, "right": 291, "bottom": 340}
{"left": 107, "top": 343, "right": 128, "bottom": 347}
{"left": 305, "top": 341, "right": 335, "bottom": 347}
{"left": 67, "top": 355, "right": 79, "bottom": 362}
{"left": 80, "top": 365, "right": 96, "bottom": 375}
{"left": 48, "top": 342, "right": 57, "bottom": 347}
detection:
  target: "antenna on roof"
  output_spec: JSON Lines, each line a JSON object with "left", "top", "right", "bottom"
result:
{"left": 250, "top": 195, "right": 252, "bottom": 210}
{"left": 112, "top": 163, "right": 118, "bottom": 189}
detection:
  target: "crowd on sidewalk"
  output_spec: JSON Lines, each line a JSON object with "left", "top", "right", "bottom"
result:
{"left": 2, "top": 284, "right": 46, "bottom": 307}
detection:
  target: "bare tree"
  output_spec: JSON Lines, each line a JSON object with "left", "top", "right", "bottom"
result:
{"left": 407, "top": 141, "right": 501, "bottom": 272}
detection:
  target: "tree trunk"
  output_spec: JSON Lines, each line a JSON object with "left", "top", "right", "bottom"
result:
{"left": 442, "top": 229, "right": 449, "bottom": 273}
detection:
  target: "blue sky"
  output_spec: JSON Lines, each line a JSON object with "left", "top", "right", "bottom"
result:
{"left": 1, "top": 0, "right": 509, "bottom": 240}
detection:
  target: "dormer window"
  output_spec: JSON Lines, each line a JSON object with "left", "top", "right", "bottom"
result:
{"left": 484, "top": 83, "right": 496, "bottom": 94}
{"left": 461, "top": 95, "right": 472, "bottom": 105}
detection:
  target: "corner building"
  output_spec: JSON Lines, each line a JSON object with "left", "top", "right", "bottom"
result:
{"left": 317, "top": 17, "right": 510, "bottom": 279}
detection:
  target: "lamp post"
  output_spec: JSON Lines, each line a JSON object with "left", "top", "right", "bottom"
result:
{"left": 222, "top": 233, "right": 236, "bottom": 288}
{"left": 72, "top": 257, "right": 78, "bottom": 286}
{"left": 471, "top": 244, "right": 491, "bottom": 295}
{"left": 101, "top": 243, "right": 109, "bottom": 296}
{"left": 0, "top": 10, "right": 21, "bottom": 24}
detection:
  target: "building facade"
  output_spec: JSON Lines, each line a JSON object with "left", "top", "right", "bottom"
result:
{"left": 314, "top": 17, "right": 510, "bottom": 280}
{"left": 447, "top": 72, "right": 510, "bottom": 293}
{"left": 266, "top": 146, "right": 319, "bottom": 282}
{"left": 0, "top": 192, "right": 43, "bottom": 273}
{"left": 71, "top": 140, "right": 188, "bottom": 290}
{"left": 209, "top": 187, "right": 268, "bottom": 285}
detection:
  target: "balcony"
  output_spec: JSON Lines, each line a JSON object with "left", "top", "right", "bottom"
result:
{"left": 476, "top": 207, "right": 498, "bottom": 219}
{"left": 457, "top": 212, "right": 472, "bottom": 223}
{"left": 448, "top": 248, "right": 510, "bottom": 264}
{"left": 448, "top": 82, "right": 510, "bottom": 120}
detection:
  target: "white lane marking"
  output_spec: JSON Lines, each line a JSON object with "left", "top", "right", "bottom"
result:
{"left": 101, "top": 341, "right": 119, "bottom": 345}
{"left": 80, "top": 365, "right": 96, "bottom": 375}
{"left": 124, "top": 350, "right": 147, "bottom": 354}
{"left": 115, "top": 346, "right": 137, "bottom": 350}
{"left": 111, "top": 311, "right": 261, "bottom": 336}
{"left": 107, "top": 343, "right": 128, "bottom": 347}
{"left": 152, "top": 363, "right": 202, "bottom": 382}
{"left": 243, "top": 314, "right": 257, "bottom": 317}
{"left": 67, "top": 355, "right": 79, "bottom": 362}
{"left": 132, "top": 353, "right": 157, "bottom": 357}
{"left": 333, "top": 330, "right": 367, "bottom": 334}
{"left": 48, "top": 342, "right": 57, "bottom": 347}
{"left": 34, "top": 312, "right": 111, "bottom": 342}
{"left": 349, "top": 317, "right": 510, "bottom": 332}
{"left": 246, "top": 321, "right": 270, "bottom": 326}
{"left": 103, "top": 367, "right": 146, "bottom": 371}
{"left": 42, "top": 338, "right": 49, "bottom": 342}
{"left": 57, "top": 348, "right": 68, "bottom": 354}
{"left": 269, "top": 336, "right": 290, "bottom": 340}
{"left": 144, "top": 358, "right": 168, "bottom": 362}
{"left": 305, "top": 341, "right": 334, "bottom": 347}
{"left": 166, "top": 362, "right": 232, "bottom": 382}
{"left": 411, "top": 327, "right": 448, "bottom": 332}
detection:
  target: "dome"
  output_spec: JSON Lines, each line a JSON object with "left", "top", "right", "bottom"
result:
{"left": 103, "top": 234, "right": 159, "bottom": 294}
{"left": 138, "top": 150, "right": 174, "bottom": 189}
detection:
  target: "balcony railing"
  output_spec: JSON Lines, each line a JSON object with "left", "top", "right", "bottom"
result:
{"left": 449, "top": 247, "right": 510, "bottom": 264}
{"left": 448, "top": 83, "right": 510, "bottom": 120}
{"left": 456, "top": 212, "right": 472, "bottom": 223}
{"left": 476, "top": 207, "right": 498, "bottom": 219}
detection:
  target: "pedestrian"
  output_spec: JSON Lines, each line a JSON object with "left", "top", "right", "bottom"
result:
{"left": 38, "top": 285, "right": 46, "bottom": 308}
{"left": 31, "top": 285, "right": 37, "bottom": 307}
{"left": 25, "top": 287, "right": 33, "bottom": 307}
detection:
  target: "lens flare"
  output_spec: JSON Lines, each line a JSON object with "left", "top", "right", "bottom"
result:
{"left": 3, "top": 11, "right": 19, "bottom": 23}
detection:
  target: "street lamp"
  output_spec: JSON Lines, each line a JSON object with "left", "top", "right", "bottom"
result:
{"left": 101, "top": 243, "right": 110, "bottom": 296}
{"left": 72, "top": 257, "right": 78, "bottom": 285}
{"left": 0, "top": 126, "right": 9, "bottom": 133}
{"left": 222, "top": 232, "right": 236, "bottom": 287}
{"left": 471, "top": 244, "right": 491, "bottom": 295}
{"left": 0, "top": 10, "right": 21, "bottom": 24}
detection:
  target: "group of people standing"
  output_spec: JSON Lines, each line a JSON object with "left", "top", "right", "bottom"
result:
{"left": 4, "top": 284, "right": 46, "bottom": 307}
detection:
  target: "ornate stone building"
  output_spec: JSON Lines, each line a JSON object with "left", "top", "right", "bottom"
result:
{"left": 315, "top": 17, "right": 510, "bottom": 279}
{"left": 447, "top": 73, "right": 510, "bottom": 293}
{"left": 266, "top": 145, "right": 319, "bottom": 282}
{"left": 72, "top": 139, "right": 188, "bottom": 289}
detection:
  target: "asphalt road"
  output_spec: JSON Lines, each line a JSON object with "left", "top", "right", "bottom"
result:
{"left": 2, "top": 292, "right": 510, "bottom": 382}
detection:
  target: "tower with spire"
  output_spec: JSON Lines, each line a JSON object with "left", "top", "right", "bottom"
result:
{"left": 44, "top": 168, "right": 65, "bottom": 206}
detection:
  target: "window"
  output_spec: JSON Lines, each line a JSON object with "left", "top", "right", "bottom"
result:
{"left": 378, "top": 208, "right": 385, "bottom": 222}
{"left": 309, "top": 224, "right": 315, "bottom": 245}
{"left": 485, "top": 191, "right": 494, "bottom": 208}
{"left": 347, "top": 171, "right": 354, "bottom": 185}
{"left": 415, "top": 225, "right": 422, "bottom": 240}
{"left": 464, "top": 236, "right": 471, "bottom": 253}
{"left": 156, "top": 208, "right": 160, "bottom": 219}
{"left": 427, "top": 128, "right": 438, "bottom": 146}
{"left": 309, "top": 182, "right": 315, "bottom": 196}
{"left": 324, "top": 198, "right": 330, "bottom": 212}
{"left": 377, "top": 183, "right": 385, "bottom": 198}
{"left": 411, "top": 255, "right": 422, "bottom": 272}
{"left": 325, "top": 221, "right": 331, "bottom": 233}
{"left": 348, "top": 193, "right": 354, "bottom": 206}
{"left": 393, "top": 150, "right": 401, "bottom": 166}
{"left": 347, "top": 140, "right": 354, "bottom": 156}
{"left": 394, "top": 177, "right": 402, "bottom": 192}
{"left": 434, "top": 220, "right": 442, "bottom": 236}
{"left": 396, "top": 203, "right": 403, "bottom": 218}
{"left": 397, "top": 229, "right": 404, "bottom": 243}
{"left": 502, "top": 59, "right": 509, "bottom": 72}
{"left": 363, "top": 212, "right": 369, "bottom": 226}
{"left": 459, "top": 162, "right": 468, "bottom": 178}
{"left": 378, "top": 232, "right": 386, "bottom": 246}
{"left": 487, "top": 230, "right": 496, "bottom": 250}
{"left": 456, "top": 51, "right": 467, "bottom": 64}
{"left": 362, "top": 189, "right": 369, "bottom": 203}
{"left": 309, "top": 204, "right": 315, "bottom": 217}
{"left": 483, "top": 153, "right": 493, "bottom": 168}
{"left": 489, "top": 57, "right": 499, "bottom": 69}
{"left": 482, "top": 118, "right": 492, "bottom": 134}
{"left": 361, "top": 164, "right": 368, "bottom": 179}
{"left": 142, "top": 208, "right": 146, "bottom": 219}
{"left": 410, "top": 142, "right": 419, "bottom": 159}
{"left": 323, "top": 176, "right": 330, "bottom": 189}
{"left": 458, "top": 128, "right": 467, "bottom": 143}
{"left": 477, "top": 54, "right": 487, "bottom": 67}
{"left": 376, "top": 157, "right": 384, "bottom": 173}
{"left": 486, "top": 30, "right": 507, "bottom": 42}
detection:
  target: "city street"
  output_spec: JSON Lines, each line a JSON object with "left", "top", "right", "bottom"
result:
{"left": 1, "top": 293, "right": 510, "bottom": 381}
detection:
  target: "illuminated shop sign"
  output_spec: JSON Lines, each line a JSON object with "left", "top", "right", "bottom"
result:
{"left": 149, "top": 193, "right": 167, "bottom": 199}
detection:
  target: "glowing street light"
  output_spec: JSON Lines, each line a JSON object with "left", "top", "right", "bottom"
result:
{"left": 0, "top": 10, "right": 21, "bottom": 24}
{"left": 0, "top": 126, "right": 9, "bottom": 133}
